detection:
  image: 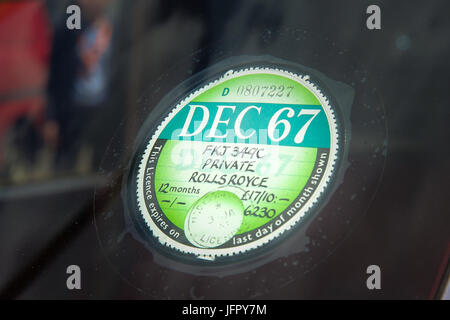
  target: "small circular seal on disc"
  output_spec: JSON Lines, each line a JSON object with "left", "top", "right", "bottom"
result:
{"left": 184, "top": 190, "right": 244, "bottom": 248}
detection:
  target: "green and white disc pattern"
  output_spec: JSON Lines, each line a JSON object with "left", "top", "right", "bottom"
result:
{"left": 136, "top": 67, "right": 340, "bottom": 259}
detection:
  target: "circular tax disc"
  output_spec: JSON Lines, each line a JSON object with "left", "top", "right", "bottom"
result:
{"left": 133, "top": 66, "right": 341, "bottom": 261}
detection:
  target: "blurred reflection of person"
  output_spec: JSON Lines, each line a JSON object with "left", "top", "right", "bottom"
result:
{"left": 44, "top": 0, "right": 114, "bottom": 173}
{"left": 0, "top": 1, "right": 51, "bottom": 181}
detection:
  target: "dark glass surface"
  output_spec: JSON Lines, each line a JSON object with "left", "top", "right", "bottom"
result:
{"left": 0, "top": 0, "right": 448, "bottom": 299}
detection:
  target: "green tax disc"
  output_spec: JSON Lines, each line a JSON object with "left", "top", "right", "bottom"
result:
{"left": 128, "top": 64, "right": 344, "bottom": 264}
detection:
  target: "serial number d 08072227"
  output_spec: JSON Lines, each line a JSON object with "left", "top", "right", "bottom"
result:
{"left": 235, "top": 84, "right": 294, "bottom": 98}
